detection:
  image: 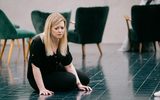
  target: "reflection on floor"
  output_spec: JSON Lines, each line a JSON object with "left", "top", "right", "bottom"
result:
{"left": 0, "top": 43, "right": 160, "bottom": 100}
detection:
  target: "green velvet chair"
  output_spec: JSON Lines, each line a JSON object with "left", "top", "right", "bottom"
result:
{"left": 31, "top": 10, "right": 71, "bottom": 34}
{"left": 68, "top": 6, "right": 109, "bottom": 58}
{"left": 0, "top": 9, "right": 35, "bottom": 64}
{"left": 131, "top": 5, "right": 160, "bottom": 52}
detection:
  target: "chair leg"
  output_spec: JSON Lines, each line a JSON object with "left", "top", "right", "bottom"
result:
{"left": 139, "top": 43, "right": 142, "bottom": 53}
{"left": 82, "top": 44, "right": 85, "bottom": 59}
{"left": 153, "top": 42, "right": 156, "bottom": 52}
{"left": 97, "top": 43, "right": 102, "bottom": 56}
{"left": 25, "top": 38, "right": 32, "bottom": 60}
{"left": 22, "top": 39, "right": 26, "bottom": 61}
{"left": 7, "top": 39, "right": 14, "bottom": 64}
{"left": 158, "top": 41, "right": 160, "bottom": 48}
{"left": 16, "top": 39, "right": 20, "bottom": 48}
{"left": 0, "top": 39, "right": 7, "bottom": 59}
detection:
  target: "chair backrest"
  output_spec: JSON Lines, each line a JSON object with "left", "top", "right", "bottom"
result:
{"left": 131, "top": 5, "right": 160, "bottom": 42}
{"left": 0, "top": 9, "right": 17, "bottom": 37}
{"left": 31, "top": 10, "right": 71, "bottom": 34}
{"left": 74, "top": 6, "right": 109, "bottom": 43}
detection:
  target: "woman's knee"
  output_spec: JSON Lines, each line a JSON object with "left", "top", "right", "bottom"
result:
{"left": 46, "top": 72, "right": 77, "bottom": 91}
{"left": 63, "top": 72, "right": 77, "bottom": 85}
{"left": 76, "top": 70, "right": 90, "bottom": 85}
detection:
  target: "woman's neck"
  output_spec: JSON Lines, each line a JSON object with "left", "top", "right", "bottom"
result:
{"left": 51, "top": 36, "right": 59, "bottom": 54}
{"left": 52, "top": 35, "right": 59, "bottom": 44}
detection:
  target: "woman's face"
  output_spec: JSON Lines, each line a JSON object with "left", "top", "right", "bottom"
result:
{"left": 51, "top": 21, "right": 65, "bottom": 39}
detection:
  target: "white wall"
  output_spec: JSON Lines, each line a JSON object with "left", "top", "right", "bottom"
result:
{"left": 0, "top": 0, "right": 139, "bottom": 43}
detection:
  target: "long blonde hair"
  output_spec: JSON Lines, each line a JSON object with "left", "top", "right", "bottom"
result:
{"left": 41, "top": 12, "right": 68, "bottom": 56}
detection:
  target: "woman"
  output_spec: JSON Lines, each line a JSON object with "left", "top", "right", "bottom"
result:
{"left": 27, "top": 12, "right": 92, "bottom": 95}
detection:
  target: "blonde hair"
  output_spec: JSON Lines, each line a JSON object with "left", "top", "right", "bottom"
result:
{"left": 42, "top": 12, "right": 68, "bottom": 56}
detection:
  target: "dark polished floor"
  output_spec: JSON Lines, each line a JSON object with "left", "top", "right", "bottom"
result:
{"left": 0, "top": 43, "right": 160, "bottom": 100}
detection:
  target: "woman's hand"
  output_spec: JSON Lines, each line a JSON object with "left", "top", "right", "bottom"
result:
{"left": 77, "top": 83, "right": 92, "bottom": 91}
{"left": 39, "top": 88, "right": 54, "bottom": 95}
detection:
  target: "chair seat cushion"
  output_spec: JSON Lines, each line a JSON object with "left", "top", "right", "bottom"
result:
{"left": 68, "top": 30, "right": 80, "bottom": 43}
{"left": 0, "top": 29, "right": 35, "bottom": 39}
{"left": 16, "top": 29, "right": 36, "bottom": 38}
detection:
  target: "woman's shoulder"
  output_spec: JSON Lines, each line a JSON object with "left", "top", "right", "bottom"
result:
{"left": 31, "top": 33, "right": 44, "bottom": 46}
{"left": 32, "top": 34, "right": 40, "bottom": 40}
{"left": 32, "top": 33, "right": 44, "bottom": 42}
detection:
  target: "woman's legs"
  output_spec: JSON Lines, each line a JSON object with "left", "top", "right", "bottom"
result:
{"left": 29, "top": 70, "right": 90, "bottom": 92}
{"left": 43, "top": 70, "right": 90, "bottom": 91}
{"left": 43, "top": 72, "right": 77, "bottom": 91}
{"left": 76, "top": 70, "right": 90, "bottom": 85}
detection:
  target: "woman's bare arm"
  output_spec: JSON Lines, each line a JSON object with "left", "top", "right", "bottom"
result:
{"left": 32, "top": 64, "right": 54, "bottom": 95}
{"left": 65, "top": 63, "right": 92, "bottom": 91}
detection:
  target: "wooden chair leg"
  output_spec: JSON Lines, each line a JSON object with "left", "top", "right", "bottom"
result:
{"left": 0, "top": 39, "right": 7, "bottom": 59}
{"left": 25, "top": 38, "right": 32, "bottom": 60}
{"left": 82, "top": 44, "right": 85, "bottom": 59}
{"left": 16, "top": 39, "right": 20, "bottom": 48}
{"left": 22, "top": 39, "right": 26, "bottom": 61}
{"left": 97, "top": 43, "right": 102, "bottom": 56}
{"left": 7, "top": 39, "right": 14, "bottom": 64}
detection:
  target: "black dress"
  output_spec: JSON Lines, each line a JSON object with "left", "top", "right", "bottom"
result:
{"left": 27, "top": 36, "right": 89, "bottom": 91}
